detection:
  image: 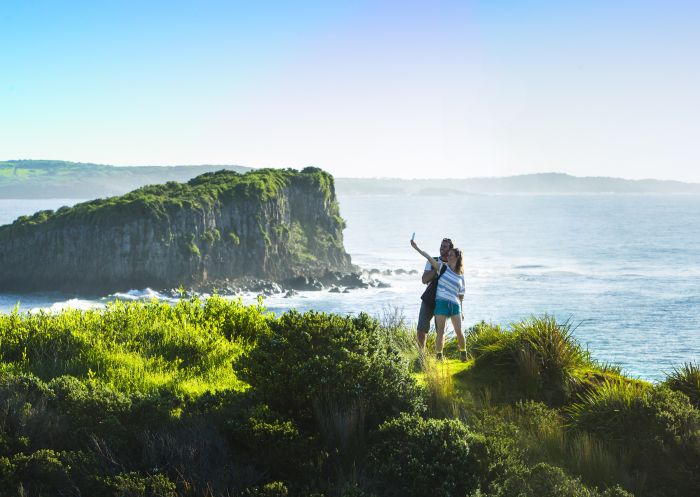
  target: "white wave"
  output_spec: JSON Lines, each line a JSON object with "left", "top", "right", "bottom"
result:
{"left": 31, "top": 298, "right": 104, "bottom": 313}
{"left": 110, "top": 288, "right": 166, "bottom": 301}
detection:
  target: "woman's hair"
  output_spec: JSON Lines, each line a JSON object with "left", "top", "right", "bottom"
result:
{"left": 450, "top": 248, "right": 464, "bottom": 274}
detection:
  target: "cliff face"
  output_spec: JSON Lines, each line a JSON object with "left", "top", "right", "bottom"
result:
{"left": 0, "top": 168, "right": 353, "bottom": 293}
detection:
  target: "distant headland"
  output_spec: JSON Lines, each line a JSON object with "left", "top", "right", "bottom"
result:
{"left": 1, "top": 160, "right": 700, "bottom": 198}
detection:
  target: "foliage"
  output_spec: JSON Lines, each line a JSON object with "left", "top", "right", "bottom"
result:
{"left": 466, "top": 316, "right": 592, "bottom": 404}
{"left": 567, "top": 381, "right": 700, "bottom": 495}
{"left": 481, "top": 462, "right": 633, "bottom": 497}
{"left": 0, "top": 297, "right": 254, "bottom": 396}
{"left": 236, "top": 310, "right": 425, "bottom": 430}
{"left": 366, "top": 413, "right": 488, "bottom": 497}
{"left": 665, "top": 362, "right": 700, "bottom": 408}
{"left": 0, "top": 301, "right": 698, "bottom": 496}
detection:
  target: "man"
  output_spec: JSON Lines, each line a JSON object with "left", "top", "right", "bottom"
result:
{"left": 416, "top": 237, "right": 453, "bottom": 352}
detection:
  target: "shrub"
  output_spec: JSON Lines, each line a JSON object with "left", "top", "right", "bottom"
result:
{"left": 366, "top": 413, "right": 489, "bottom": 497}
{"left": 0, "top": 449, "right": 76, "bottom": 497}
{"left": 567, "top": 382, "right": 700, "bottom": 495}
{"left": 226, "top": 403, "right": 317, "bottom": 480}
{"left": 236, "top": 311, "right": 424, "bottom": 431}
{"left": 202, "top": 295, "right": 271, "bottom": 344}
{"left": 665, "top": 362, "right": 700, "bottom": 409}
{"left": 0, "top": 373, "right": 57, "bottom": 454}
{"left": 105, "top": 471, "right": 177, "bottom": 497}
{"left": 484, "top": 462, "right": 633, "bottom": 497}
{"left": 239, "top": 481, "right": 289, "bottom": 497}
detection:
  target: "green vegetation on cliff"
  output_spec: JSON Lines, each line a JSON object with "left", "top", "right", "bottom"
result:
{"left": 3, "top": 167, "right": 335, "bottom": 231}
{"left": 0, "top": 300, "right": 698, "bottom": 496}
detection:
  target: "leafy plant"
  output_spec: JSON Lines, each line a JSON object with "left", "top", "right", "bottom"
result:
{"left": 665, "top": 362, "right": 700, "bottom": 408}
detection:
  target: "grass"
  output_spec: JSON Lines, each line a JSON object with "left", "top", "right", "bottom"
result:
{"left": 665, "top": 362, "right": 700, "bottom": 408}
{"left": 0, "top": 296, "right": 260, "bottom": 398}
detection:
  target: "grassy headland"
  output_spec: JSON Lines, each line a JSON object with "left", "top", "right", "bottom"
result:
{"left": 0, "top": 299, "right": 698, "bottom": 496}
{"left": 0, "top": 167, "right": 350, "bottom": 293}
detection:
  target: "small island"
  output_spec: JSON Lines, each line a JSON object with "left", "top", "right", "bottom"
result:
{"left": 0, "top": 167, "right": 354, "bottom": 293}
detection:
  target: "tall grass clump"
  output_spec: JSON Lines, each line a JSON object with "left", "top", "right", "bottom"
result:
{"left": 567, "top": 380, "right": 700, "bottom": 495}
{"left": 376, "top": 305, "right": 420, "bottom": 363}
{"left": 466, "top": 316, "right": 591, "bottom": 404}
{"left": 421, "top": 356, "right": 458, "bottom": 418}
{"left": 665, "top": 362, "right": 700, "bottom": 408}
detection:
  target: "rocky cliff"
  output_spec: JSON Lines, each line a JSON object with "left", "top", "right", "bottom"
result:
{"left": 0, "top": 167, "right": 354, "bottom": 293}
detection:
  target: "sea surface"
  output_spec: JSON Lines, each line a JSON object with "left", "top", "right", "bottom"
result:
{"left": 1, "top": 194, "right": 699, "bottom": 382}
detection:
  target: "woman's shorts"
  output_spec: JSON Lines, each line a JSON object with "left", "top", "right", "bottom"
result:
{"left": 434, "top": 299, "right": 461, "bottom": 316}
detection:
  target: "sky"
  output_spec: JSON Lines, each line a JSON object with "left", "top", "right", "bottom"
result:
{"left": 1, "top": 0, "right": 699, "bottom": 180}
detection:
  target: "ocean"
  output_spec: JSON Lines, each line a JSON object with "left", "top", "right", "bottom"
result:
{"left": 1, "top": 194, "right": 699, "bottom": 382}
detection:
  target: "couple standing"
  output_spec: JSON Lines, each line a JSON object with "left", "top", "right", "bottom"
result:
{"left": 411, "top": 237, "right": 467, "bottom": 362}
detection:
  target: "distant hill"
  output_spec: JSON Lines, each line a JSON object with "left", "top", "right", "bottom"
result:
{"left": 0, "top": 160, "right": 252, "bottom": 198}
{"left": 335, "top": 173, "right": 700, "bottom": 195}
{"left": 2, "top": 161, "right": 699, "bottom": 197}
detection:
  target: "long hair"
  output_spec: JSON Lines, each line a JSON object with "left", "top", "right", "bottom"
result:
{"left": 451, "top": 248, "right": 464, "bottom": 274}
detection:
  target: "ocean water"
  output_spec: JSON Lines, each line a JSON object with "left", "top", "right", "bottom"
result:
{"left": 1, "top": 194, "right": 699, "bottom": 382}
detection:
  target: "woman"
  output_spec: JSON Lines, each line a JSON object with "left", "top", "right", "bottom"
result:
{"left": 411, "top": 239, "right": 467, "bottom": 361}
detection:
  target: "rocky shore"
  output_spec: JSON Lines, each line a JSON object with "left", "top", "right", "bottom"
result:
{"left": 176, "top": 267, "right": 419, "bottom": 298}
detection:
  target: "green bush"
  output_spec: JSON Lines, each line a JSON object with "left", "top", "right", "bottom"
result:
{"left": 483, "top": 462, "right": 633, "bottom": 497}
{"left": 239, "top": 481, "right": 289, "bottom": 497}
{"left": 366, "top": 413, "right": 489, "bottom": 497}
{"left": 0, "top": 449, "right": 75, "bottom": 497}
{"left": 104, "top": 471, "right": 177, "bottom": 497}
{"left": 665, "top": 362, "right": 700, "bottom": 409}
{"left": 236, "top": 311, "right": 424, "bottom": 431}
{"left": 226, "top": 403, "right": 317, "bottom": 480}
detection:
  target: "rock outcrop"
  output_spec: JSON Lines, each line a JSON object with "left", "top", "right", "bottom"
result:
{"left": 0, "top": 167, "right": 354, "bottom": 293}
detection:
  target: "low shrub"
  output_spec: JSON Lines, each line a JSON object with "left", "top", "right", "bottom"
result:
{"left": 366, "top": 413, "right": 490, "bottom": 497}
{"left": 104, "top": 471, "right": 177, "bottom": 497}
{"left": 226, "top": 403, "right": 317, "bottom": 481}
{"left": 484, "top": 462, "right": 633, "bottom": 497}
{"left": 0, "top": 449, "right": 76, "bottom": 497}
{"left": 236, "top": 310, "right": 425, "bottom": 431}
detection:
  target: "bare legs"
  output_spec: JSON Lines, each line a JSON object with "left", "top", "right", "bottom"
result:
{"left": 434, "top": 314, "right": 466, "bottom": 358}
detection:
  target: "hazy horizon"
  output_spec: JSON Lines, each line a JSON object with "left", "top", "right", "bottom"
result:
{"left": 2, "top": 1, "right": 699, "bottom": 181}
{"left": 4, "top": 159, "right": 699, "bottom": 184}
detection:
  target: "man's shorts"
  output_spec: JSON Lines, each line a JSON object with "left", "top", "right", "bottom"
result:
{"left": 416, "top": 300, "right": 434, "bottom": 333}
{"left": 434, "top": 299, "right": 461, "bottom": 317}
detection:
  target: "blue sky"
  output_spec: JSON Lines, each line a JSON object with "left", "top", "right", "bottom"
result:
{"left": 1, "top": 0, "right": 699, "bottom": 180}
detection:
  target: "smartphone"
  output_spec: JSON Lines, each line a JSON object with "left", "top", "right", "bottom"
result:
{"left": 411, "top": 232, "right": 415, "bottom": 241}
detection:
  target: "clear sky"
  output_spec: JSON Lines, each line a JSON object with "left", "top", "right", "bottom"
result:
{"left": 1, "top": 0, "right": 699, "bottom": 180}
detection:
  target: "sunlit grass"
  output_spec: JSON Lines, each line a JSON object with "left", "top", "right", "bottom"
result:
{"left": 0, "top": 296, "right": 262, "bottom": 398}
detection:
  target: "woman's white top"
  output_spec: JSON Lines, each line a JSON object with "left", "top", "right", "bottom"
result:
{"left": 436, "top": 265, "right": 465, "bottom": 306}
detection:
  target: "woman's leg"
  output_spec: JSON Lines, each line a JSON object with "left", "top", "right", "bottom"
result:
{"left": 450, "top": 313, "right": 466, "bottom": 360}
{"left": 435, "top": 314, "right": 447, "bottom": 357}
